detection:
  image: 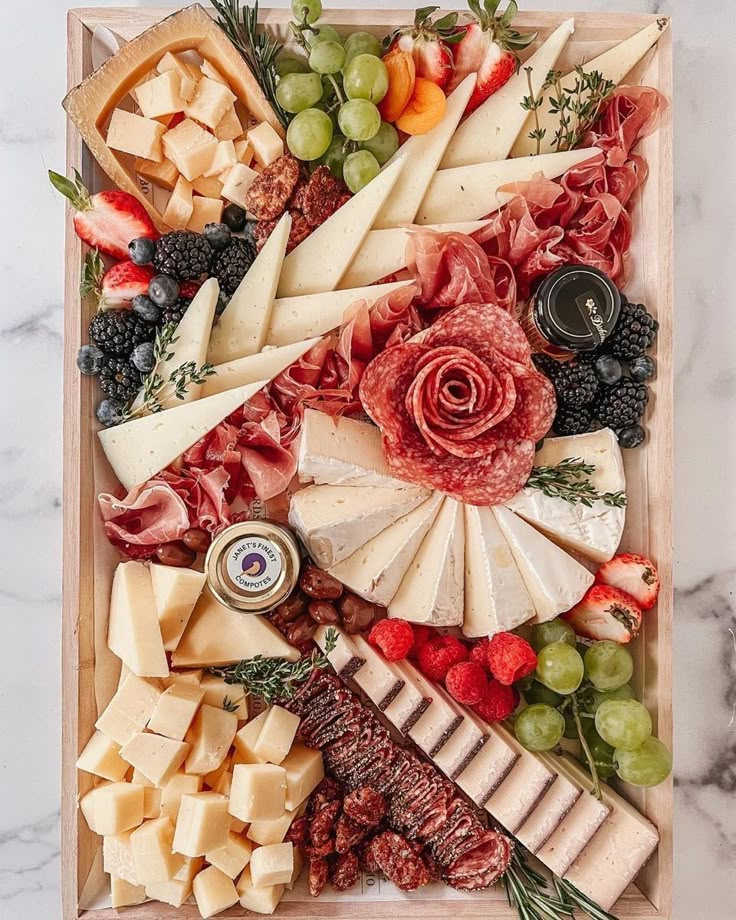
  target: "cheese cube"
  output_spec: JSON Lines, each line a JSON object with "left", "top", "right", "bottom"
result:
{"left": 281, "top": 743, "right": 324, "bottom": 811}
{"left": 120, "top": 732, "right": 190, "bottom": 787}
{"left": 186, "top": 77, "right": 237, "bottom": 130}
{"left": 148, "top": 678, "right": 205, "bottom": 741}
{"left": 111, "top": 875, "right": 146, "bottom": 908}
{"left": 247, "top": 123, "right": 284, "bottom": 167}
{"left": 96, "top": 674, "right": 162, "bottom": 746}
{"left": 249, "top": 843, "right": 294, "bottom": 888}
{"left": 204, "top": 753, "right": 233, "bottom": 790}
{"left": 163, "top": 119, "right": 218, "bottom": 182}
{"left": 205, "top": 140, "right": 237, "bottom": 177}
{"left": 214, "top": 771, "right": 233, "bottom": 797}
{"left": 236, "top": 866, "right": 284, "bottom": 914}
{"left": 77, "top": 731, "right": 129, "bottom": 782}
{"left": 287, "top": 846, "right": 303, "bottom": 890}
{"left": 136, "top": 69, "right": 185, "bottom": 119}
{"left": 181, "top": 76, "right": 198, "bottom": 103}
{"left": 160, "top": 771, "right": 204, "bottom": 822}
{"left": 174, "top": 793, "right": 230, "bottom": 856}
{"left": 103, "top": 829, "right": 139, "bottom": 885}
{"left": 157, "top": 51, "right": 201, "bottom": 83}
{"left": 171, "top": 668, "right": 204, "bottom": 686}
{"left": 201, "top": 59, "right": 228, "bottom": 85}
{"left": 108, "top": 561, "right": 169, "bottom": 678}
{"left": 107, "top": 109, "right": 166, "bottom": 162}
{"left": 163, "top": 175, "right": 194, "bottom": 231}
{"left": 185, "top": 704, "right": 238, "bottom": 775}
{"left": 229, "top": 764, "right": 287, "bottom": 822}
{"left": 221, "top": 162, "right": 259, "bottom": 209}
{"left": 252, "top": 706, "right": 300, "bottom": 766}
{"left": 247, "top": 806, "right": 300, "bottom": 846}
{"left": 135, "top": 156, "right": 180, "bottom": 191}
{"left": 206, "top": 832, "right": 253, "bottom": 879}
{"left": 131, "top": 816, "right": 183, "bottom": 885}
{"left": 81, "top": 782, "right": 144, "bottom": 836}
{"left": 200, "top": 675, "right": 249, "bottom": 722}
{"left": 231, "top": 816, "right": 247, "bottom": 834}
{"left": 150, "top": 564, "right": 206, "bottom": 651}
{"left": 130, "top": 770, "right": 164, "bottom": 818}
{"left": 215, "top": 105, "right": 243, "bottom": 141}
{"left": 187, "top": 196, "right": 224, "bottom": 234}
{"left": 146, "top": 856, "right": 203, "bottom": 907}
{"left": 233, "top": 709, "right": 270, "bottom": 763}
{"left": 192, "top": 174, "right": 224, "bottom": 198}
{"left": 79, "top": 782, "right": 105, "bottom": 833}
{"left": 193, "top": 865, "right": 240, "bottom": 918}
{"left": 234, "top": 139, "right": 254, "bottom": 165}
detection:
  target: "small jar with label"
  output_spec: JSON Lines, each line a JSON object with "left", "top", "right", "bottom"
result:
{"left": 205, "top": 521, "right": 302, "bottom": 615}
{"left": 521, "top": 264, "right": 622, "bottom": 359}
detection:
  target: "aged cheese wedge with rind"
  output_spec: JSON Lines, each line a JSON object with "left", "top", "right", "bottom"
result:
{"left": 201, "top": 338, "right": 321, "bottom": 399}
{"left": 432, "top": 715, "right": 487, "bottom": 781}
{"left": 348, "top": 634, "right": 406, "bottom": 709}
{"left": 276, "top": 155, "right": 407, "bottom": 296}
{"left": 515, "top": 771, "right": 583, "bottom": 854}
{"left": 417, "top": 147, "right": 599, "bottom": 224}
{"left": 397, "top": 661, "right": 464, "bottom": 756}
{"left": 108, "top": 562, "right": 169, "bottom": 679}
{"left": 492, "top": 506, "right": 595, "bottom": 623}
{"left": 441, "top": 19, "right": 575, "bottom": 168}
{"left": 454, "top": 730, "right": 520, "bottom": 806}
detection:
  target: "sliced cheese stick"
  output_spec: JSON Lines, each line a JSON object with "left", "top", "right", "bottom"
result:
{"left": 201, "top": 338, "right": 320, "bottom": 398}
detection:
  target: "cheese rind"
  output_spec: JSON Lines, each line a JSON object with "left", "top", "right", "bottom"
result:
{"left": 107, "top": 562, "right": 169, "bottom": 678}
{"left": 150, "top": 564, "right": 206, "bottom": 651}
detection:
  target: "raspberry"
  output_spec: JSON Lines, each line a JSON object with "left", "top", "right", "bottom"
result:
{"left": 179, "top": 280, "right": 201, "bottom": 299}
{"left": 486, "top": 632, "right": 538, "bottom": 686}
{"left": 469, "top": 637, "right": 491, "bottom": 670}
{"left": 368, "top": 618, "right": 415, "bottom": 661}
{"left": 408, "top": 624, "right": 439, "bottom": 659}
{"left": 474, "top": 680, "right": 518, "bottom": 723}
{"left": 445, "top": 661, "right": 488, "bottom": 705}
{"left": 417, "top": 635, "right": 469, "bottom": 682}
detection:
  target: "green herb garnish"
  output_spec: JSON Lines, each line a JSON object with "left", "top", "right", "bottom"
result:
{"left": 520, "top": 66, "right": 546, "bottom": 156}
{"left": 526, "top": 458, "right": 626, "bottom": 508}
{"left": 545, "top": 65, "right": 616, "bottom": 151}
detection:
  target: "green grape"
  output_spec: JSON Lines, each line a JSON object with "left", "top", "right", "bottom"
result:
{"left": 615, "top": 737, "right": 672, "bottom": 787}
{"left": 276, "top": 55, "right": 310, "bottom": 78}
{"left": 588, "top": 682, "right": 634, "bottom": 715}
{"left": 530, "top": 619, "right": 577, "bottom": 652}
{"left": 522, "top": 681, "right": 563, "bottom": 708}
{"left": 319, "top": 134, "right": 349, "bottom": 180}
{"left": 536, "top": 643, "right": 584, "bottom": 695}
{"left": 286, "top": 108, "right": 334, "bottom": 161}
{"left": 291, "top": 0, "right": 322, "bottom": 24}
{"left": 584, "top": 641, "right": 634, "bottom": 691}
{"left": 309, "top": 40, "right": 346, "bottom": 76}
{"left": 305, "top": 24, "right": 342, "bottom": 47}
{"left": 344, "top": 31, "right": 383, "bottom": 62}
{"left": 343, "top": 54, "right": 389, "bottom": 103}
{"left": 338, "top": 99, "right": 381, "bottom": 142}
{"left": 514, "top": 704, "right": 565, "bottom": 752}
{"left": 360, "top": 121, "right": 399, "bottom": 165}
{"left": 276, "top": 72, "right": 323, "bottom": 113}
{"left": 585, "top": 728, "right": 617, "bottom": 780}
{"left": 343, "top": 149, "right": 380, "bottom": 193}
{"left": 595, "top": 699, "right": 652, "bottom": 751}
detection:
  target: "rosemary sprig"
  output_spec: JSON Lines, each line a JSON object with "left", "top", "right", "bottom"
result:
{"left": 520, "top": 67, "right": 546, "bottom": 156}
{"left": 526, "top": 458, "right": 626, "bottom": 508}
{"left": 554, "top": 877, "right": 620, "bottom": 920}
{"left": 209, "top": 626, "right": 338, "bottom": 703}
{"left": 546, "top": 65, "right": 616, "bottom": 151}
{"left": 570, "top": 693, "right": 601, "bottom": 800}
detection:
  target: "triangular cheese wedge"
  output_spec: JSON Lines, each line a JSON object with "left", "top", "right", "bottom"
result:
{"left": 442, "top": 19, "right": 575, "bottom": 168}
{"left": 266, "top": 280, "right": 411, "bottom": 347}
{"left": 108, "top": 562, "right": 169, "bottom": 678}
{"left": 339, "top": 220, "right": 490, "bottom": 289}
{"left": 201, "top": 337, "right": 321, "bottom": 398}
{"left": 276, "top": 155, "right": 407, "bottom": 297}
{"left": 492, "top": 506, "right": 594, "bottom": 624}
{"left": 463, "top": 505, "right": 536, "bottom": 638}
{"left": 372, "top": 74, "right": 477, "bottom": 229}
{"left": 330, "top": 492, "right": 444, "bottom": 606}
{"left": 207, "top": 212, "right": 291, "bottom": 365}
{"left": 512, "top": 18, "right": 669, "bottom": 157}
{"left": 417, "top": 147, "right": 599, "bottom": 224}
{"left": 99, "top": 380, "right": 268, "bottom": 490}
{"left": 149, "top": 563, "right": 207, "bottom": 651}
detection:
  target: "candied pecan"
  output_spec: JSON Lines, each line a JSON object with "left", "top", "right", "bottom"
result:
{"left": 357, "top": 836, "right": 381, "bottom": 874}
{"left": 343, "top": 786, "right": 387, "bottom": 828}
{"left": 308, "top": 857, "right": 329, "bottom": 898}
{"left": 302, "top": 166, "right": 351, "bottom": 227}
{"left": 306, "top": 838, "right": 335, "bottom": 859}
{"left": 309, "top": 800, "right": 341, "bottom": 846}
{"left": 285, "top": 815, "right": 309, "bottom": 847}
{"left": 309, "top": 777, "right": 343, "bottom": 813}
{"left": 245, "top": 153, "right": 300, "bottom": 220}
{"left": 331, "top": 851, "right": 360, "bottom": 892}
{"left": 335, "top": 814, "right": 369, "bottom": 854}
{"left": 369, "top": 831, "right": 431, "bottom": 892}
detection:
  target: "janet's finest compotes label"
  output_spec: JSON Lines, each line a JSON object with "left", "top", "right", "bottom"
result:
{"left": 226, "top": 536, "right": 283, "bottom": 593}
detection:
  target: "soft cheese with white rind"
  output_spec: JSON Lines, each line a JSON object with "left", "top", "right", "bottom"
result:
{"left": 513, "top": 19, "right": 668, "bottom": 157}
{"left": 372, "top": 74, "right": 476, "bottom": 229}
{"left": 515, "top": 772, "right": 582, "bottom": 854}
{"left": 207, "top": 213, "right": 291, "bottom": 365}
{"left": 330, "top": 492, "right": 444, "bottom": 606}
{"left": 492, "top": 506, "right": 595, "bottom": 623}
{"left": 442, "top": 19, "right": 575, "bottom": 168}
{"left": 276, "top": 156, "right": 407, "bottom": 296}
{"left": 463, "top": 505, "right": 536, "bottom": 638}
{"left": 289, "top": 484, "right": 429, "bottom": 568}
{"left": 99, "top": 382, "right": 267, "bottom": 490}
{"left": 389, "top": 497, "right": 464, "bottom": 627}
{"left": 416, "top": 148, "right": 599, "bottom": 224}
{"left": 201, "top": 338, "right": 321, "bottom": 398}
{"left": 505, "top": 429, "right": 626, "bottom": 563}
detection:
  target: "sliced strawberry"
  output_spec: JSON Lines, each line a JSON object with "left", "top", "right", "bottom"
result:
{"left": 385, "top": 6, "right": 465, "bottom": 90}
{"left": 100, "top": 261, "right": 156, "bottom": 307}
{"left": 563, "top": 584, "right": 643, "bottom": 644}
{"left": 49, "top": 168, "right": 158, "bottom": 261}
{"left": 596, "top": 553, "right": 661, "bottom": 611}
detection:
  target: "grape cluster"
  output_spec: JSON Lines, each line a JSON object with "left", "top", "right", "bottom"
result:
{"left": 278, "top": 0, "right": 399, "bottom": 192}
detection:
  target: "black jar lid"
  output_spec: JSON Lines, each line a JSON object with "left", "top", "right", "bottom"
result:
{"left": 533, "top": 265, "right": 621, "bottom": 351}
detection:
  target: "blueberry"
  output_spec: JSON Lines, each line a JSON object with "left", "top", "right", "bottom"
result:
{"left": 132, "top": 294, "right": 161, "bottom": 324}
{"left": 96, "top": 398, "right": 125, "bottom": 428}
{"left": 204, "top": 222, "right": 232, "bottom": 250}
{"left": 216, "top": 292, "right": 231, "bottom": 316}
{"left": 149, "top": 274, "right": 180, "bottom": 307}
{"left": 128, "top": 237, "right": 155, "bottom": 265}
{"left": 593, "top": 354, "right": 623, "bottom": 386}
{"left": 222, "top": 203, "right": 246, "bottom": 232}
{"left": 629, "top": 355, "right": 656, "bottom": 382}
{"left": 131, "top": 341, "right": 156, "bottom": 374}
{"left": 618, "top": 425, "right": 646, "bottom": 449}
{"left": 77, "top": 344, "right": 105, "bottom": 376}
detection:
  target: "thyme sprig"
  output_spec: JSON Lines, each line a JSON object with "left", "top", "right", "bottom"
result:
{"left": 520, "top": 66, "right": 546, "bottom": 156}
{"left": 526, "top": 458, "right": 626, "bottom": 508}
{"left": 545, "top": 65, "right": 616, "bottom": 151}
{"left": 222, "top": 695, "right": 244, "bottom": 714}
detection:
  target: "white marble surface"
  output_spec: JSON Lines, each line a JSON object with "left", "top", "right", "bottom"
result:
{"left": 0, "top": 0, "right": 733, "bottom": 917}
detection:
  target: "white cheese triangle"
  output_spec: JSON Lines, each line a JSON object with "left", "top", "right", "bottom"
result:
{"left": 207, "top": 211, "right": 291, "bottom": 364}
{"left": 491, "top": 506, "right": 594, "bottom": 623}
{"left": 442, "top": 19, "right": 575, "bottom": 168}
{"left": 276, "top": 155, "right": 407, "bottom": 297}
{"left": 201, "top": 337, "right": 321, "bottom": 398}
{"left": 417, "top": 147, "right": 599, "bottom": 224}
{"left": 108, "top": 562, "right": 169, "bottom": 678}
{"left": 372, "top": 74, "right": 477, "bottom": 229}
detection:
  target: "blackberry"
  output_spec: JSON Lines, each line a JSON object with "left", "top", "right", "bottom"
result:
{"left": 533, "top": 354, "right": 598, "bottom": 408}
{"left": 605, "top": 298, "right": 659, "bottom": 360}
{"left": 89, "top": 309, "right": 154, "bottom": 357}
{"left": 594, "top": 379, "right": 649, "bottom": 429}
{"left": 210, "top": 237, "right": 256, "bottom": 294}
{"left": 98, "top": 355, "right": 142, "bottom": 402}
{"left": 160, "top": 297, "right": 192, "bottom": 327}
{"left": 153, "top": 231, "right": 212, "bottom": 281}
{"left": 553, "top": 405, "right": 595, "bottom": 436}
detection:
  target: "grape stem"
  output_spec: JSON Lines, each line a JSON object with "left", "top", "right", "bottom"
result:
{"left": 572, "top": 694, "right": 602, "bottom": 800}
{"left": 326, "top": 73, "right": 345, "bottom": 104}
{"left": 290, "top": 12, "right": 315, "bottom": 54}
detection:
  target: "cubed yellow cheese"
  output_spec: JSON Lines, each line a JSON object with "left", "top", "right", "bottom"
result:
{"left": 181, "top": 76, "right": 198, "bottom": 103}
{"left": 287, "top": 846, "right": 303, "bottom": 890}
{"left": 236, "top": 866, "right": 284, "bottom": 914}
{"left": 171, "top": 668, "right": 204, "bottom": 686}
{"left": 95, "top": 674, "right": 162, "bottom": 746}
{"left": 193, "top": 865, "right": 240, "bottom": 918}
{"left": 163, "top": 118, "right": 218, "bottom": 182}
{"left": 111, "top": 875, "right": 146, "bottom": 908}
{"left": 206, "top": 832, "right": 253, "bottom": 879}
{"left": 131, "top": 816, "right": 183, "bottom": 885}
{"left": 214, "top": 105, "right": 243, "bottom": 142}
{"left": 249, "top": 843, "right": 294, "bottom": 888}
{"left": 148, "top": 678, "right": 205, "bottom": 741}
{"left": 185, "top": 704, "right": 238, "bottom": 775}
{"left": 200, "top": 59, "right": 228, "bottom": 85}
{"left": 150, "top": 564, "right": 206, "bottom": 651}
{"left": 79, "top": 781, "right": 106, "bottom": 833}
{"left": 253, "top": 706, "right": 300, "bottom": 766}
{"left": 103, "top": 829, "right": 139, "bottom": 885}
{"left": 135, "top": 156, "right": 180, "bottom": 191}
{"left": 204, "top": 753, "right": 232, "bottom": 790}
{"left": 234, "top": 139, "right": 254, "bottom": 165}
{"left": 81, "top": 782, "right": 144, "bottom": 836}
{"left": 231, "top": 816, "right": 247, "bottom": 834}
{"left": 186, "top": 77, "right": 237, "bottom": 130}
{"left": 157, "top": 51, "right": 201, "bottom": 82}
{"left": 130, "top": 770, "right": 164, "bottom": 818}
{"left": 229, "top": 763, "right": 286, "bottom": 823}
{"left": 136, "top": 69, "right": 184, "bottom": 119}
{"left": 173, "top": 793, "right": 230, "bottom": 856}
{"left": 281, "top": 743, "right": 324, "bottom": 811}
{"left": 108, "top": 561, "right": 169, "bottom": 678}
{"left": 200, "top": 675, "right": 249, "bottom": 722}
{"left": 146, "top": 855, "right": 203, "bottom": 908}
{"left": 188, "top": 197, "right": 225, "bottom": 234}
{"left": 221, "top": 162, "right": 259, "bottom": 209}
{"left": 233, "top": 710, "right": 270, "bottom": 764}
{"left": 77, "top": 731, "right": 129, "bottom": 782}
{"left": 214, "top": 771, "right": 233, "bottom": 796}
{"left": 163, "top": 175, "right": 194, "bottom": 231}
{"left": 205, "top": 140, "right": 237, "bottom": 177}
{"left": 160, "top": 771, "right": 204, "bottom": 821}
{"left": 107, "top": 109, "right": 166, "bottom": 162}
{"left": 247, "top": 123, "right": 284, "bottom": 167}
{"left": 120, "top": 732, "right": 190, "bottom": 787}
{"left": 247, "top": 806, "right": 301, "bottom": 846}
{"left": 192, "top": 174, "right": 224, "bottom": 198}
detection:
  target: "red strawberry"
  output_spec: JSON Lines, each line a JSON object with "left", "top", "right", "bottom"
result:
{"left": 80, "top": 251, "right": 155, "bottom": 309}
{"left": 596, "top": 553, "right": 661, "bottom": 610}
{"left": 563, "top": 584, "right": 643, "bottom": 644}
{"left": 385, "top": 7, "right": 466, "bottom": 90}
{"left": 49, "top": 168, "right": 158, "bottom": 261}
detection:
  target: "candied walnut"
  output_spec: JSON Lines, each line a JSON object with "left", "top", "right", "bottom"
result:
{"left": 245, "top": 153, "right": 300, "bottom": 220}
{"left": 343, "top": 786, "right": 387, "bottom": 828}
{"left": 285, "top": 814, "right": 309, "bottom": 847}
{"left": 309, "top": 777, "right": 343, "bottom": 813}
{"left": 331, "top": 851, "right": 360, "bottom": 892}
{"left": 309, "top": 799, "right": 341, "bottom": 847}
{"left": 302, "top": 166, "right": 351, "bottom": 227}
{"left": 308, "top": 857, "right": 329, "bottom": 898}
{"left": 306, "top": 838, "right": 335, "bottom": 859}
{"left": 357, "top": 836, "right": 381, "bottom": 874}
{"left": 335, "top": 814, "right": 369, "bottom": 854}
{"left": 369, "top": 831, "right": 431, "bottom": 892}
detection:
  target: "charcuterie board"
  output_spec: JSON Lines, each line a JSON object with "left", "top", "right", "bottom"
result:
{"left": 61, "top": 6, "right": 673, "bottom": 920}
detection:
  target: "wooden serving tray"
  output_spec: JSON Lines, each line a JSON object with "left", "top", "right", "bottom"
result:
{"left": 61, "top": 7, "right": 673, "bottom": 919}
